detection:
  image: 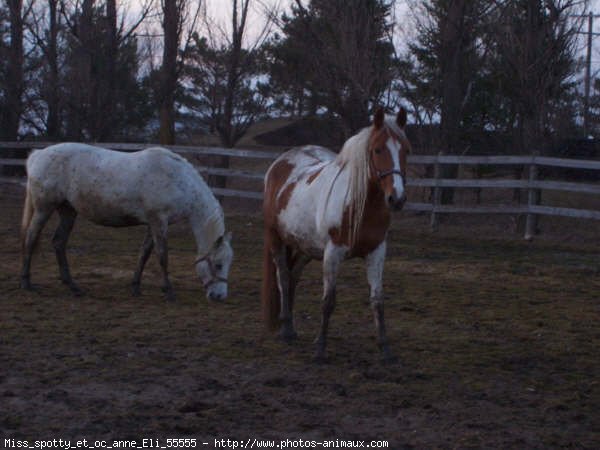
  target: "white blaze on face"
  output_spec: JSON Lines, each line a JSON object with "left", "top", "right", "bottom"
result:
{"left": 386, "top": 137, "right": 404, "bottom": 200}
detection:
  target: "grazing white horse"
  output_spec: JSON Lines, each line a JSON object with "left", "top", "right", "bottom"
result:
{"left": 20, "top": 143, "right": 233, "bottom": 301}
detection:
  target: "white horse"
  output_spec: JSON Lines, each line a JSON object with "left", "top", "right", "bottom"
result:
{"left": 20, "top": 143, "right": 233, "bottom": 301}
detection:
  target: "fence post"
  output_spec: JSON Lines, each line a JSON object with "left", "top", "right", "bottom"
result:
{"left": 430, "top": 152, "right": 442, "bottom": 231}
{"left": 524, "top": 157, "right": 538, "bottom": 240}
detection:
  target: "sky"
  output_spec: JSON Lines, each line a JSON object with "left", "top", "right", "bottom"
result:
{"left": 124, "top": 0, "right": 600, "bottom": 82}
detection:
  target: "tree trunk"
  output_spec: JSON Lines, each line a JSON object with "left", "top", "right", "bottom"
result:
{"left": 46, "top": 0, "right": 61, "bottom": 140}
{"left": 212, "top": 0, "right": 250, "bottom": 188}
{"left": 0, "top": 0, "right": 24, "bottom": 176}
{"left": 158, "top": 1, "right": 180, "bottom": 145}
{"left": 66, "top": 0, "right": 94, "bottom": 140}
{"left": 1, "top": 0, "right": 24, "bottom": 140}
{"left": 438, "top": 0, "right": 466, "bottom": 205}
{"left": 98, "top": 0, "right": 118, "bottom": 141}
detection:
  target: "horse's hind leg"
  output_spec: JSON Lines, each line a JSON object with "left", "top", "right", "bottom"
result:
{"left": 288, "top": 252, "right": 310, "bottom": 314}
{"left": 131, "top": 226, "right": 154, "bottom": 296}
{"left": 366, "top": 241, "right": 395, "bottom": 363}
{"left": 273, "top": 245, "right": 295, "bottom": 341}
{"left": 53, "top": 203, "right": 82, "bottom": 295}
{"left": 20, "top": 208, "right": 53, "bottom": 290}
{"left": 149, "top": 218, "right": 175, "bottom": 302}
{"left": 314, "top": 242, "right": 346, "bottom": 362}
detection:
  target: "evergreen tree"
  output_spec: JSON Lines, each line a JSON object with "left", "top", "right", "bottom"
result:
{"left": 184, "top": 33, "right": 269, "bottom": 147}
{"left": 407, "top": 0, "right": 490, "bottom": 153}
{"left": 267, "top": 0, "right": 396, "bottom": 135}
{"left": 485, "top": 0, "right": 583, "bottom": 154}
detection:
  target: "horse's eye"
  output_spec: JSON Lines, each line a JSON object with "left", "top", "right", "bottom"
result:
{"left": 215, "top": 264, "right": 223, "bottom": 271}
{"left": 375, "top": 148, "right": 382, "bottom": 154}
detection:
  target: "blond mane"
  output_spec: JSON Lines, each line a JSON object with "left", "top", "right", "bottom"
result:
{"left": 335, "top": 127, "right": 372, "bottom": 246}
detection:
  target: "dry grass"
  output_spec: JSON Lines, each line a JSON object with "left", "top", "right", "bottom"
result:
{"left": 1, "top": 193, "right": 599, "bottom": 447}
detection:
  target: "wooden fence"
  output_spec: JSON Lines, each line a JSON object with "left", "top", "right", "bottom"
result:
{"left": 1, "top": 142, "right": 599, "bottom": 239}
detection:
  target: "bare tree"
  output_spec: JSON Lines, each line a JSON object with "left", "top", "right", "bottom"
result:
{"left": 158, "top": 0, "right": 181, "bottom": 144}
{"left": 103, "top": 0, "right": 117, "bottom": 135}
{"left": 30, "top": 0, "right": 62, "bottom": 139}
{"left": 59, "top": 0, "right": 93, "bottom": 139}
{"left": 198, "top": 0, "right": 273, "bottom": 145}
{"left": 28, "top": 0, "right": 62, "bottom": 140}
{"left": 221, "top": 0, "right": 269, "bottom": 146}
{"left": 56, "top": 0, "right": 153, "bottom": 140}
{"left": 183, "top": 0, "right": 275, "bottom": 188}
{"left": 158, "top": 0, "right": 202, "bottom": 144}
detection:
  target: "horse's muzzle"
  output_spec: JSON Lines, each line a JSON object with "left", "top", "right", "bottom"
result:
{"left": 207, "top": 281, "right": 228, "bottom": 301}
{"left": 387, "top": 193, "right": 407, "bottom": 210}
{"left": 208, "top": 291, "right": 226, "bottom": 302}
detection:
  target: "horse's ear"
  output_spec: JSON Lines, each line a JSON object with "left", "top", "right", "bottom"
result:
{"left": 396, "top": 107, "right": 407, "bottom": 129}
{"left": 373, "top": 107, "right": 385, "bottom": 129}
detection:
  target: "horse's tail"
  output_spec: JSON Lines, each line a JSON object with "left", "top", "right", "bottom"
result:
{"left": 261, "top": 229, "right": 280, "bottom": 332}
{"left": 20, "top": 181, "right": 33, "bottom": 250}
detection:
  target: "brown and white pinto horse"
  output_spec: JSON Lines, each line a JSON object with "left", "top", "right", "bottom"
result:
{"left": 262, "top": 108, "right": 411, "bottom": 361}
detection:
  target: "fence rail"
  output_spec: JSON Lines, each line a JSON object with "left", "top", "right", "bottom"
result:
{"left": 1, "top": 142, "right": 598, "bottom": 239}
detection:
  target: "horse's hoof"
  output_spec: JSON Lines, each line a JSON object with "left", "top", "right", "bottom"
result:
{"left": 21, "top": 279, "right": 43, "bottom": 293}
{"left": 313, "top": 352, "right": 329, "bottom": 364}
{"left": 62, "top": 278, "right": 84, "bottom": 296}
{"left": 67, "top": 283, "right": 84, "bottom": 297}
{"left": 131, "top": 284, "right": 142, "bottom": 297}
{"left": 278, "top": 329, "right": 298, "bottom": 343}
{"left": 380, "top": 353, "right": 398, "bottom": 365}
{"left": 313, "top": 342, "right": 329, "bottom": 363}
{"left": 160, "top": 284, "right": 176, "bottom": 302}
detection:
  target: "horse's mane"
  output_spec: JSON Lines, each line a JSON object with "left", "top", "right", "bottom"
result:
{"left": 334, "top": 118, "right": 408, "bottom": 246}
{"left": 335, "top": 127, "right": 372, "bottom": 246}
{"left": 202, "top": 206, "right": 225, "bottom": 253}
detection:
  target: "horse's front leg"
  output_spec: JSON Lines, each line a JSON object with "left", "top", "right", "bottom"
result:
{"left": 314, "top": 242, "right": 346, "bottom": 362}
{"left": 53, "top": 204, "right": 82, "bottom": 295}
{"left": 366, "top": 241, "right": 395, "bottom": 363}
{"left": 150, "top": 218, "right": 175, "bottom": 302}
{"left": 131, "top": 226, "right": 154, "bottom": 296}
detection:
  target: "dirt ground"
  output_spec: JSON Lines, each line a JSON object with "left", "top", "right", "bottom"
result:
{"left": 1, "top": 190, "right": 599, "bottom": 449}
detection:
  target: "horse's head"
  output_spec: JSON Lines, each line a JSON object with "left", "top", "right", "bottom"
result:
{"left": 368, "top": 107, "right": 411, "bottom": 210}
{"left": 195, "top": 232, "right": 233, "bottom": 301}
